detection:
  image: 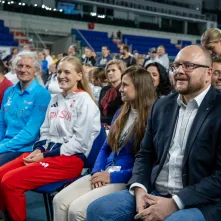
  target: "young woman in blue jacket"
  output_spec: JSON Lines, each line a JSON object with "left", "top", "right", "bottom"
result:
{"left": 53, "top": 66, "right": 156, "bottom": 221}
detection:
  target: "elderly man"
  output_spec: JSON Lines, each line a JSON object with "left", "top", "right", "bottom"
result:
{"left": 0, "top": 51, "right": 51, "bottom": 166}
{"left": 212, "top": 56, "right": 221, "bottom": 90}
{"left": 87, "top": 45, "right": 221, "bottom": 221}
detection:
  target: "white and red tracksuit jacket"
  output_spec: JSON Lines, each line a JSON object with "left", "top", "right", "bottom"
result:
{"left": 33, "top": 90, "right": 101, "bottom": 159}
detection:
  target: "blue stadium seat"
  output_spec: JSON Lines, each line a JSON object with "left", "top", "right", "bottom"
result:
{"left": 32, "top": 127, "right": 106, "bottom": 221}
{"left": 72, "top": 29, "right": 117, "bottom": 52}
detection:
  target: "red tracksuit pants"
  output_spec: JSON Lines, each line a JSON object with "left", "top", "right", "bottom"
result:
{"left": 0, "top": 153, "right": 84, "bottom": 221}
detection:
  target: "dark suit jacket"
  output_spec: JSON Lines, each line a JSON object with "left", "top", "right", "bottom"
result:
{"left": 128, "top": 86, "right": 221, "bottom": 221}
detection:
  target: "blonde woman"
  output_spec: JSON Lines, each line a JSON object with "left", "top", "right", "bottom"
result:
{"left": 0, "top": 56, "right": 101, "bottom": 221}
{"left": 201, "top": 28, "right": 221, "bottom": 56}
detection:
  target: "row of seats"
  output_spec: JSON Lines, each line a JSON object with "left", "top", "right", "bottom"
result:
{"left": 0, "top": 20, "right": 4, "bottom": 27}
{"left": 0, "top": 34, "right": 14, "bottom": 41}
{"left": 73, "top": 29, "right": 119, "bottom": 53}
{"left": 73, "top": 29, "right": 195, "bottom": 56}
{"left": 123, "top": 34, "right": 183, "bottom": 56}
{"left": 0, "top": 40, "right": 18, "bottom": 46}
{"left": 0, "top": 20, "right": 19, "bottom": 47}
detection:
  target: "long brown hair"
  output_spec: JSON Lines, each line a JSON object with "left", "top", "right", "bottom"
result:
{"left": 59, "top": 56, "right": 94, "bottom": 100}
{"left": 108, "top": 66, "right": 156, "bottom": 154}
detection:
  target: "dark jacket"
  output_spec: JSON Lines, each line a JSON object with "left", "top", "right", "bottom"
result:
{"left": 128, "top": 87, "right": 221, "bottom": 221}
{"left": 99, "top": 85, "right": 123, "bottom": 125}
{"left": 96, "top": 55, "right": 112, "bottom": 68}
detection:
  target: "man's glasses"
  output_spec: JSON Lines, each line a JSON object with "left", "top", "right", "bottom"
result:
{"left": 169, "top": 62, "right": 210, "bottom": 72}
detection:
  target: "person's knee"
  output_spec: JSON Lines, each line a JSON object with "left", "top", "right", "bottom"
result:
{"left": 68, "top": 202, "right": 85, "bottom": 221}
{"left": 53, "top": 192, "right": 69, "bottom": 211}
{"left": 1, "top": 172, "right": 15, "bottom": 191}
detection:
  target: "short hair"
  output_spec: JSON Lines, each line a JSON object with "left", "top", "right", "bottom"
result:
{"left": 0, "top": 59, "right": 5, "bottom": 74}
{"left": 157, "top": 45, "right": 165, "bottom": 49}
{"left": 102, "top": 46, "right": 109, "bottom": 50}
{"left": 83, "top": 63, "right": 93, "bottom": 68}
{"left": 212, "top": 56, "right": 221, "bottom": 64}
{"left": 121, "top": 44, "right": 130, "bottom": 52}
{"left": 85, "top": 47, "right": 92, "bottom": 51}
{"left": 43, "top": 48, "right": 50, "bottom": 54}
{"left": 69, "top": 44, "right": 77, "bottom": 51}
{"left": 91, "top": 67, "right": 106, "bottom": 87}
{"left": 105, "top": 59, "right": 126, "bottom": 75}
{"left": 16, "top": 51, "right": 41, "bottom": 72}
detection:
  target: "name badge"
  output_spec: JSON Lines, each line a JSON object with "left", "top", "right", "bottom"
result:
{"left": 106, "top": 166, "right": 121, "bottom": 173}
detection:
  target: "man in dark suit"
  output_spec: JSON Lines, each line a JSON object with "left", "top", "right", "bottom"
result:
{"left": 86, "top": 45, "right": 221, "bottom": 221}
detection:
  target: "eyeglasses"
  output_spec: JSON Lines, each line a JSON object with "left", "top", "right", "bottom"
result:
{"left": 169, "top": 62, "right": 210, "bottom": 72}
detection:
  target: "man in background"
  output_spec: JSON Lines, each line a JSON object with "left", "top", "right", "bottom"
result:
{"left": 119, "top": 44, "right": 136, "bottom": 67}
{"left": 212, "top": 56, "right": 221, "bottom": 90}
{"left": 143, "top": 47, "right": 160, "bottom": 68}
{"left": 96, "top": 46, "right": 112, "bottom": 67}
{"left": 82, "top": 47, "right": 96, "bottom": 66}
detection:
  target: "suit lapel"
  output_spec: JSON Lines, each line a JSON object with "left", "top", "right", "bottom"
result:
{"left": 182, "top": 87, "right": 216, "bottom": 167}
{"left": 161, "top": 97, "right": 179, "bottom": 163}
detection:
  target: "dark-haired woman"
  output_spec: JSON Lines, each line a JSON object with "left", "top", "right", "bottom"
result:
{"left": 146, "top": 62, "right": 172, "bottom": 97}
{"left": 53, "top": 66, "right": 156, "bottom": 221}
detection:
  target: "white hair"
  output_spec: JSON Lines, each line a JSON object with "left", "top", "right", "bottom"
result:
{"left": 16, "top": 51, "right": 42, "bottom": 73}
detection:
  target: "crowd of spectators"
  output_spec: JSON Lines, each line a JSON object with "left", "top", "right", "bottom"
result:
{"left": 0, "top": 27, "right": 221, "bottom": 221}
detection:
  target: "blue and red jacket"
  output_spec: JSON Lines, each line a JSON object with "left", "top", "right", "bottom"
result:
{"left": 92, "top": 109, "right": 136, "bottom": 183}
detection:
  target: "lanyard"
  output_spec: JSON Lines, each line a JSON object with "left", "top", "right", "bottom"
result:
{"left": 112, "top": 124, "right": 133, "bottom": 166}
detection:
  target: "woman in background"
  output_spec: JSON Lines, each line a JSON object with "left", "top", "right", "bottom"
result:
{"left": 201, "top": 28, "right": 221, "bottom": 57}
{"left": 146, "top": 62, "right": 171, "bottom": 98}
{"left": 99, "top": 59, "right": 126, "bottom": 125}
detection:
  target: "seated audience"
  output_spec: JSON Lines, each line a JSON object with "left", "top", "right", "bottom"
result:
{"left": 38, "top": 51, "right": 48, "bottom": 84}
{"left": 2, "top": 47, "right": 19, "bottom": 70}
{"left": 68, "top": 45, "right": 81, "bottom": 60}
{"left": 146, "top": 62, "right": 172, "bottom": 97}
{"left": 53, "top": 66, "right": 156, "bottom": 221}
{"left": 43, "top": 48, "right": 54, "bottom": 68}
{"left": 211, "top": 56, "right": 221, "bottom": 90}
{"left": 99, "top": 60, "right": 126, "bottom": 125}
{"left": 0, "top": 56, "right": 101, "bottom": 221}
{"left": 96, "top": 46, "right": 112, "bottom": 68}
{"left": 87, "top": 45, "right": 220, "bottom": 221}
{"left": 83, "top": 64, "right": 93, "bottom": 81}
{"left": 88, "top": 67, "right": 103, "bottom": 102}
{"left": 143, "top": 47, "right": 160, "bottom": 68}
{"left": 82, "top": 47, "right": 96, "bottom": 66}
{"left": 119, "top": 44, "right": 136, "bottom": 67}
{"left": 0, "top": 51, "right": 51, "bottom": 166}
{"left": 157, "top": 45, "right": 170, "bottom": 70}
{"left": 201, "top": 28, "right": 221, "bottom": 57}
{"left": 45, "top": 62, "right": 62, "bottom": 96}
{"left": 0, "top": 60, "right": 13, "bottom": 106}
{"left": 90, "top": 67, "right": 108, "bottom": 88}
{"left": 5, "top": 57, "right": 19, "bottom": 85}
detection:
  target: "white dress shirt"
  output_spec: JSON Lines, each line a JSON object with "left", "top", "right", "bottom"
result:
{"left": 130, "top": 85, "right": 211, "bottom": 210}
